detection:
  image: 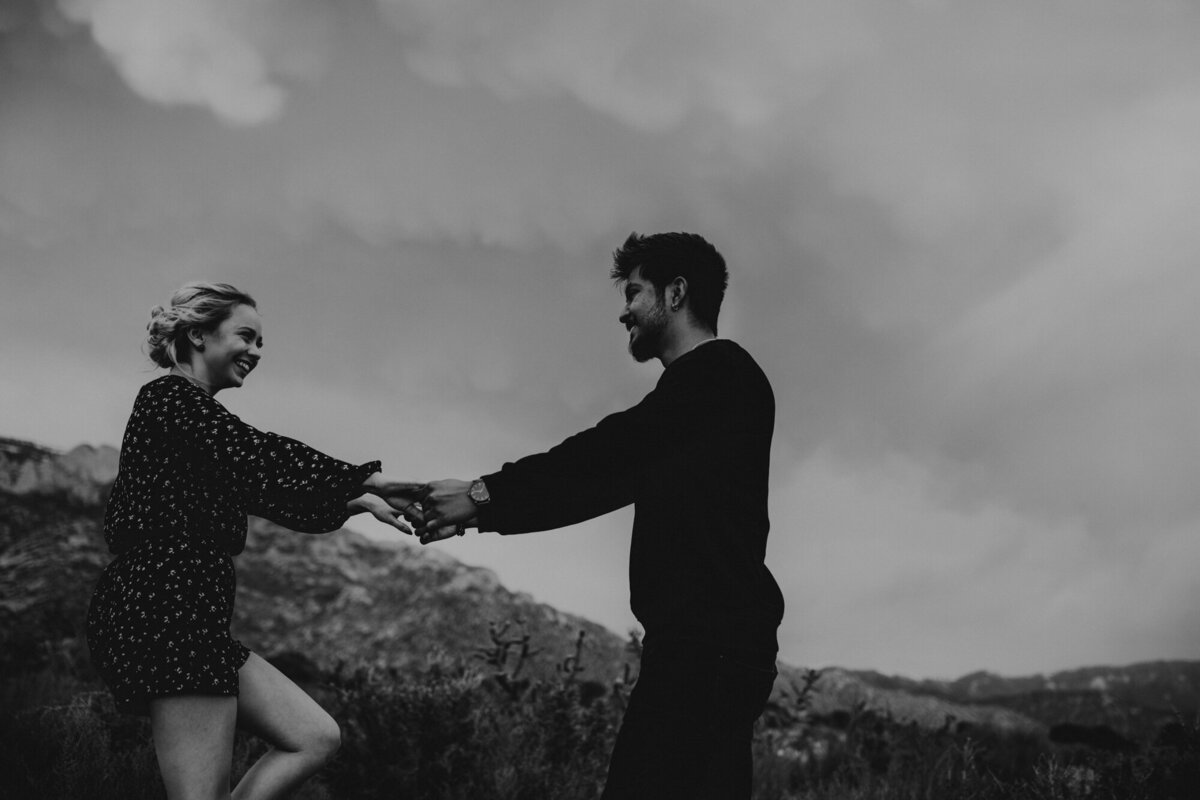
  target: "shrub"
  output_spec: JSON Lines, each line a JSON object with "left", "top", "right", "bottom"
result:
{"left": 3, "top": 631, "right": 1197, "bottom": 800}
{"left": 322, "top": 652, "right": 621, "bottom": 800}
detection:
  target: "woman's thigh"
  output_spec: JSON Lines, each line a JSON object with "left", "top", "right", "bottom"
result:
{"left": 149, "top": 694, "right": 238, "bottom": 800}
{"left": 235, "top": 652, "right": 339, "bottom": 753}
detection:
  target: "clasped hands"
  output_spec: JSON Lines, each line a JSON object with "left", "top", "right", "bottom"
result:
{"left": 355, "top": 474, "right": 480, "bottom": 544}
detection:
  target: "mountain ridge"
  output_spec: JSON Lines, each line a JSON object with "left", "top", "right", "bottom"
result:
{"left": 0, "top": 436, "right": 119, "bottom": 506}
{"left": 845, "top": 661, "right": 1200, "bottom": 705}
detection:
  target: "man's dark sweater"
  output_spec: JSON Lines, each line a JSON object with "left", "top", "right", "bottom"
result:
{"left": 477, "top": 339, "right": 784, "bottom": 654}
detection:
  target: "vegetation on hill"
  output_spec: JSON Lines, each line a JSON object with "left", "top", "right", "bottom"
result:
{"left": 2, "top": 436, "right": 1198, "bottom": 798}
{"left": 4, "top": 643, "right": 1198, "bottom": 799}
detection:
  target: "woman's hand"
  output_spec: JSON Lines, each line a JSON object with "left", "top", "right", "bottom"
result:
{"left": 363, "top": 472, "right": 429, "bottom": 503}
{"left": 347, "top": 494, "right": 417, "bottom": 535}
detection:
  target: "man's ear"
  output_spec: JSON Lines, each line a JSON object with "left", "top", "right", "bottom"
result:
{"left": 668, "top": 277, "right": 688, "bottom": 311}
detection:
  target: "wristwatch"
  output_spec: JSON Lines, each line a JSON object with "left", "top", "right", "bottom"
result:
{"left": 468, "top": 479, "right": 491, "bottom": 505}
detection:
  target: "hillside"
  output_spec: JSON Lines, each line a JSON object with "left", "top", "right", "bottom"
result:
{"left": 845, "top": 662, "right": 1200, "bottom": 742}
{"left": 6, "top": 434, "right": 1197, "bottom": 745}
{"left": 853, "top": 662, "right": 1200, "bottom": 709}
{"left": 232, "top": 518, "right": 633, "bottom": 683}
{"left": 0, "top": 436, "right": 631, "bottom": 684}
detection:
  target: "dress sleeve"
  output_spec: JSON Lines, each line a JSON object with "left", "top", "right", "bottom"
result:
{"left": 479, "top": 358, "right": 718, "bottom": 534}
{"left": 156, "top": 378, "right": 378, "bottom": 533}
{"left": 248, "top": 436, "right": 380, "bottom": 533}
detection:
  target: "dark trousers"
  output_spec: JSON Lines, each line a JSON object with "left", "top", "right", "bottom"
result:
{"left": 600, "top": 639, "right": 777, "bottom": 800}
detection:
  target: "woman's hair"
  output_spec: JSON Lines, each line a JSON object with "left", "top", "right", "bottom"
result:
{"left": 146, "top": 282, "right": 257, "bottom": 368}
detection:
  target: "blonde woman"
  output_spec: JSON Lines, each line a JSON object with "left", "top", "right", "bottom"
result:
{"left": 86, "top": 282, "right": 426, "bottom": 799}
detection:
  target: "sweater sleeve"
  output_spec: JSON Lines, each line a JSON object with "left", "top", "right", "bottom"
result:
{"left": 478, "top": 354, "right": 721, "bottom": 534}
{"left": 157, "top": 378, "right": 378, "bottom": 533}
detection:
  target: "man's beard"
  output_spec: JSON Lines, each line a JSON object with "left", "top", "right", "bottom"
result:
{"left": 629, "top": 302, "right": 668, "bottom": 362}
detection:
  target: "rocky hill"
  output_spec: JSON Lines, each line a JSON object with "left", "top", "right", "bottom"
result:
{"left": 846, "top": 662, "right": 1200, "bottom": 742}
{"left": 231, "top": 518, "right": 633, "bottom": 684}
{"left": 0, "top": 436, "right": 632, "bottom": 685}
{"left": 777, "top": 664, "right": 1042, "bottom": 734}
{"left": 854, "top": 663, "right": 1200, "bottom": 708}
{"left": 7, "top": 434, "right": 1197, "bottom": 744}
{"left": 0, "top": 437, "right": 119, "bottom": 506}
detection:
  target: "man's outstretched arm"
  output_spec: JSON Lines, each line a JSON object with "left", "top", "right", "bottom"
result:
{"left": 421, "top": 356, "right": 722, "bottom": 541}
{"left": 420, "top": 465, "right": 628, "bottom": 542}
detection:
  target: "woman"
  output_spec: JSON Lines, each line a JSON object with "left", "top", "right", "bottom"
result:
{"left": 86, "top": 282, "right": 427, "bottom": 799}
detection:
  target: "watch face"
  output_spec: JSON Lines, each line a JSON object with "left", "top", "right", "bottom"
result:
{"left": 470, "top": 481, "right": 488, "bottom": 502}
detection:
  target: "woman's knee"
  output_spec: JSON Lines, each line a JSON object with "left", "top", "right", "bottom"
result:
{"left": 301, "top": 711, "right": 341, "bottom": 763}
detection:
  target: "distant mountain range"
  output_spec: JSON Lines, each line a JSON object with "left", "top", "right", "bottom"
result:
{"left": 836, "top": 663, "right": 1200, "bottom": 743}
{"left": 2, "top": 435, "right": 1196, "bottom": 743}
{"left": 851, "top": 662, "right": 1200, "bottom": 713}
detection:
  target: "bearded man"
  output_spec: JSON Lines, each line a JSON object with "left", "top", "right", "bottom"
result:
{"left": 424, "top": 231, "right": 784, "bottom": 799}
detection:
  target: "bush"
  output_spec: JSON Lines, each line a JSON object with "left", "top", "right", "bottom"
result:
{"left": 322, "top": 654, "right": 620, "bottom": 800}
{"left": 0, "top": 631, "right": 627, "bottom": 800}
{"left": 3, "top": 638, "right": 1197, "bottom": 800}
{"left": 751, "top": 700, "right": 1200, "bottom": 800}
{"left": 7, "top": 692, "right": 160, "bottom": 800}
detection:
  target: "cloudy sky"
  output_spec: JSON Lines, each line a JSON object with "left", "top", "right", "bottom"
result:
{"left": 3, "top": 0, "right": 1198, "bottom": 679}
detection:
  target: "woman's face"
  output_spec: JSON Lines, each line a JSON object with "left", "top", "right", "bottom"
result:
{"left": 195, "top": 303, "right": 263, "bottom": 391}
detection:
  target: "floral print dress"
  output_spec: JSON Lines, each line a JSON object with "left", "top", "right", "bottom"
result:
{"left": 86, "top": 375, "right": 380, "bottom": 714}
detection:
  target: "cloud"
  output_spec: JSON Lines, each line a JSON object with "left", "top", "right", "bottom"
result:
{"left": 14, "top": 1, "right": 1200, "bottom": 540}
{"left": 49, "top": 0, "right": 872, "bottom": 132}
{"left": 722, "top": 3, "right": 1200, "bottom": 547}
{"left": 376, "top": 0, "right": 872, "bottom": 133}
{"left": 771, "top": 451, "right": 1200, "bottom": 676}
{"left": 4, "top": 0, "right": 1200, "bottom": 675}
{"left": 278, "top": 99, "right": 663, "bottom": 252}
{"left": 55, "top": 0, "right": 335, "bottom": 125}
{"left": 903, "top": 88, "right": 1200, "bottom": 534}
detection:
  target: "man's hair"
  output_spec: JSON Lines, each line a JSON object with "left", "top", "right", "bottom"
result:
{"left": 610, "top": 231, "right": 729, "bottom": 333}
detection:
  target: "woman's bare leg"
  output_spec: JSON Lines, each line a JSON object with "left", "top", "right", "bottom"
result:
{"left": 149, "top": 695, "right": 238, "bottom": 800}
{"left": 230, "top": 652, "right": 341, "bottom": 800}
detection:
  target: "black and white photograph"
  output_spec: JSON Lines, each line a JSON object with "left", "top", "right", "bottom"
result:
{"left": 2, "top": 1, "right": 1198, "bottom": 798}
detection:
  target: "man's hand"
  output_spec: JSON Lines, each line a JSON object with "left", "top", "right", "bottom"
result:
{"left": 419, "top": 520, "right": 477, "bottom": 545}
{"left": 347, "top": 494, "right": 415, "bottom": 535}
{"left": 423, "top": 479, "right": 478, "bottom": 529}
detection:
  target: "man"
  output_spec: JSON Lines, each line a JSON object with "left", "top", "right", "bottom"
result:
{"left": 423, "top": 231, "right": 784, "bottom": 799}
